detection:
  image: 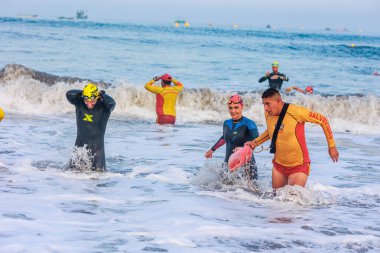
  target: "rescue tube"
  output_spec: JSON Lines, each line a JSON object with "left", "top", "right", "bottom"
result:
{"left": 228, "top": 145, "right": 252, "bottom": 172}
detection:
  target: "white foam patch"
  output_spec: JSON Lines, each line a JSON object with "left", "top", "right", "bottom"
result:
{"left": 41, "top": 194, "right": 124, "bottom": 204}
{"left": 317, "top": 183, "right": 380, "bottom": 198}
{"left": 127, "top": 166, "right": 156, "bottom": 178}
{"left": 154, "top": 238, "right": 197, "bottom": 248}
{"left": 273, "top": 185, "right": 336, "bottom": 206}
{"left": 146, "top": 167, "right": 192, "bottom": 184}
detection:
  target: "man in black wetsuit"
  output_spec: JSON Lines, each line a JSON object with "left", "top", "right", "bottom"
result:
{"left": 205, "top": 94, "right": 259, "bottom": 179}
{"left": 66, "top": 83, "right": 116, "bottom": 171}
{"left": 258, "top": 61, "right": 289, "bottom": 90}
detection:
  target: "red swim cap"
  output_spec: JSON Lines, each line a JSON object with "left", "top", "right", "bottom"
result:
{"left": 305, "top": 86, "right": 314, "bottom": 94}
{"left": 160, "top": 74, "right": 172, "bottom": 81}
{"left": 228, "top": 94, "right": 244, "bottom": 106}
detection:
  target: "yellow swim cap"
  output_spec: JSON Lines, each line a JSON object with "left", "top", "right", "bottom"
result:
{"left": 272, "top": 61, "right": 279, "bottom": 67}
{"left": 0, "top": 108, "right": 4, "bottom": 121}
{"left": 82, "top": 83, "right": 99, "bottom": 99}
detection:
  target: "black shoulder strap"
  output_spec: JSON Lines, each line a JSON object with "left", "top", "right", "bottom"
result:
{"left": 270, "top": 103, "right": 289, "bottom": 154}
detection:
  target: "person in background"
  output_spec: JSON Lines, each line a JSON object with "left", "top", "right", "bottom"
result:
{"left": 66, "top": 83, "right": 116, "bottom": 171}
{"left": 258, "top": 61, "right": 289, "bottom": 90}
{"left": 205, "top": 94, "right": 259, "bottom": 180}
{"left": 144, "top": 74, "right": 184, "bottom": 125}
{"left": 246, "top": 88, "right": 339, "bottom": 189}
{"left": 0, "top": 107, "right": 4, "bottom": 121}
{"left": 286, "top": 86, "right": 314, "bottom": 94}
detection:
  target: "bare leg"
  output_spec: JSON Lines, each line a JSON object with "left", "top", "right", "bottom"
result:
{"left": 288, "top": 172, "right": 308, "bottom": 187}
{"left": 272, "top": 167, "right": 288, "bottom": 189}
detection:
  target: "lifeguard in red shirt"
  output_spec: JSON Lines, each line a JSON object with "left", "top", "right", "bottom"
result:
{"left": 144, "top": 74, "right": 184, "bottom": 125}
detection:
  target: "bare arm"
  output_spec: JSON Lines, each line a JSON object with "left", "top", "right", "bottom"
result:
{"left": 286, "top": 86, "right": 305, "bottom": 94}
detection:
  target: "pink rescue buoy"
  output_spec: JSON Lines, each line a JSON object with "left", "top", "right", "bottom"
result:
{"left": 228, "top": 145, "right": 252, "bottom": 172}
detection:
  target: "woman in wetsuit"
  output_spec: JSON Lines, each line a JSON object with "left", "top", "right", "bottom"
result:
{"left": 205, "top": 94, "right": 259, "bottom": 179}
{"left": 66, "top": 83, "right": 116, "bottom": 171}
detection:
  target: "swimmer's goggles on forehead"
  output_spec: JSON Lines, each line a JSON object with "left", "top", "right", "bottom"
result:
{"left": 83, "top": 95, "right": 98, "bottom": 101}
{"left": 228, "top": 96, "right": 243, "bottom": 105}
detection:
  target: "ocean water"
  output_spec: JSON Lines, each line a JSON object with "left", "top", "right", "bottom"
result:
{"left": 0, "top": 17, "right": 380, "bottom": 252}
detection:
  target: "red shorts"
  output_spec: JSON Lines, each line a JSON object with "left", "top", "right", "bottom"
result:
{"left": 272, "top": 160, "right": 310, "bottom": 176}
{"left": 157, "top": 115, "right": 176, "bottom": 125}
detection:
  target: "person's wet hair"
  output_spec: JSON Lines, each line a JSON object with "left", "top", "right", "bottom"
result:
{"left": 262, "top": 88, "right": 280, "bottom": 99}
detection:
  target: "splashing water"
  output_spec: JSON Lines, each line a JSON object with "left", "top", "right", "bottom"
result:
{"left": 192, "top": 161, "right": 267, "bottom": 195}
{"left": 193, "top": 160, "right": 337, "bottom": 206}
{"left": 274, "top": 185, "right": 336, "bottom": 206}
{"left": 193, "top": 161, "right": 242, "bottom": 190}
{"left": 66, "top": 145, "right": 95, "bottom": 172}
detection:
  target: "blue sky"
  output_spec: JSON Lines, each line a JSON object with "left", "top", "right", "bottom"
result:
{"left": 0, "top": 0, "right": 379, "bottom": 33}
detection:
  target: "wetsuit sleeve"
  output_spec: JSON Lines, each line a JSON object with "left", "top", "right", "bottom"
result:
{"left": 144, "top": 79, "right": 163, "bottom": 94}
{"left": 254, "top": 129, "right": 270, "bottom": 146}
{"left": 100, "top": 92, "right": 116, "bottom": 112}
{"left": 297, "top": 106, "right": 336, "bottom": 148}
{"left": 248, "top": 121, "right": 259, "bottom": 140}
{"left": 211, "top": 136, "right": 225, "bottom": 151}
{"left": 281, "top": 73, "right": 289, "bottom": 81}
{"left": 172, "top": 78, "right": 184, "bottom": 92}
{"left": 66, "top": 89, "right": 82, "bottom": 105}
{"left": 258, "top": 76, "right": 268, "bottom": 83}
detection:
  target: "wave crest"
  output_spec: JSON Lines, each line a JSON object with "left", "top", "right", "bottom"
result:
{"left": 1, "top": 65, "right": 379, "bottom": 134}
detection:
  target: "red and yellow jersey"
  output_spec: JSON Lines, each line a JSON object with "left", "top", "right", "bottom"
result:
{"left": 254, "top": 104, "right": 336, "bottom": 167}
{"left": 144, "top": 78, "right": 183, "bottom": 117}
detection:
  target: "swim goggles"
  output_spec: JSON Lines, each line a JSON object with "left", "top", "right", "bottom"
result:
{"left": 83, "top": 95, "right": 98, "bottom": 101}
{"left": 228, "top": 95, "right": 243, "bottom": 105}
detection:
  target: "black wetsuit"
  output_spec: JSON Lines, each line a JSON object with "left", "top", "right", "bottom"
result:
{"left": 66, "top": 90, "right": 116, "bottom": 170}
{"left": 211, "top": 116, "right": 259, "bottom": 179}
{"left": 258, "top": 72, "right": 289, "bottom": 90}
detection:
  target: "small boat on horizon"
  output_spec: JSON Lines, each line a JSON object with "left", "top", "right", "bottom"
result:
{"left": 18, "top": 14, "right": 38, "bottom": 19}
{"left": 76, "top": 10, "right": 88, "bottom": 20}
{"left": 58, "top": 16, "right": 74, "bottom": 21}
{"left": 174, "top": 20, "right": 189, "bottom": 27}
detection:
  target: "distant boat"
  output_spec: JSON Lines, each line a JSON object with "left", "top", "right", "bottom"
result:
{"left": 18, "top": 14, "right": 38, "bottom": 19}
{"left": 174, "top": 20, "right": 189, "bottom": 27}
{"left": 76, "top": 10, "right": 88, "bottom": 19}
{"left": 58, "top": 16, "right": 74, "bottom": 21}
{"left": 174, "top": 20, "right": 186, "bottom": 24}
